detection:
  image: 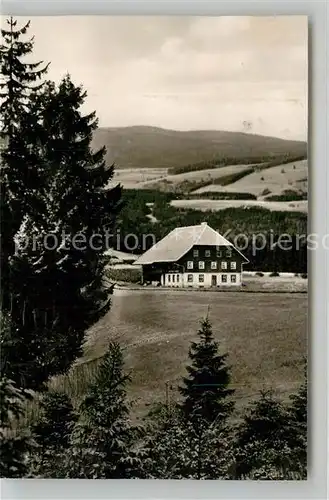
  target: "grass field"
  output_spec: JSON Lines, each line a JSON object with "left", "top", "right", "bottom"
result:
{"left": 106, "top": 160, "right": 307, "bottom": 206}
{"left": 142, "top": 164, "right": 256, "bottom": 192}
{"left": 193, "top": 160, "right": 308, "bottom": 197}
{"left": 107, "top": 168, "right": 168, "bottom": 189}
{"left": 107, "top": 165, "right": 254, "bottom": 192}
{"left": 170, "top": 199, "right": 308, "bottom": 213}
{"left": 46, "top": 289, "right": 307, "bottom": 423}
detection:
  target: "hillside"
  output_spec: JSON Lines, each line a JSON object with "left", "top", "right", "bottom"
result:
{"left": 92, "top": 126, "right": 307, "bottom": 169}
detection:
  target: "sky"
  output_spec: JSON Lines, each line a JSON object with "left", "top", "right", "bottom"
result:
{"left": 2, "top": 15, "right": 308, "bottom": 140}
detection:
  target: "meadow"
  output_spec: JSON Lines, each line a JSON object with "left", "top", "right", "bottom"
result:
{"left": 105, "top": 159, "right": 308, "bottom": 207}
{"left": 170, "top": 199, "right": 308, "bottom": 213}
{"left": 108, "top": 168, "right": 168, "bottom": 189}
{"left": 142, "top": 164, "right": 255, "bottom": 192}
{"left": 46, "top": 289, "right": 307, "bottom": 422}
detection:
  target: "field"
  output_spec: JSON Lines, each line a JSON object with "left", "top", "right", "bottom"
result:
{"left": 232, "top": 159, "right": 308, "bottom": 197}
{"left": 141, "top": 164, "right": 255, "bottom": 192}
{"left": 48, "top": 289, "right": 307, "bottom": 422}
{"left": 107, "top": 168, "right": 168, "bottom": 190}
{"left": 192, "top": 159, "right": 308, "bottom": 197}
{"left": 170, "top": 199, "right": 308, "bottom": 212}
{"left": 106, "top": 160, "right": 308, "bottom": 208}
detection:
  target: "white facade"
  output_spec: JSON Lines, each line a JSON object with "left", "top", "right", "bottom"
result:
{"left": 162, "top": 272, "right": 242, "bottom": 288}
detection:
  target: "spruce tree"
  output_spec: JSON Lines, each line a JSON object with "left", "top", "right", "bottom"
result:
{"left": 30, "top": 391, "right": 76, "bottom": 477}
{"left": 0, "top": 313, "right": 34, "bottom": 478}
{"left": 233, "top": 390, "right": 292, "bottom": 479}
{"left": 285, "top": 371, "right": 307, "bottom": 475}
{"left": 179, "top": 317, "right": 234, "bottom": 424}
{"left": 142, "top": 407, "right": 234, "bottom": 479}
{"left": 66, "top": 342, "right": 141, "bottom": 479}
{"left": 0, "top": 17, "right": 49, "bottom": 303}
{"left": 2, "top": 73, "right": 122, "bottom": 390}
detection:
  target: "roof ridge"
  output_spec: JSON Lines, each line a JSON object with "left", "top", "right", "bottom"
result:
{"left": 207, "top": 225, "right": 233, "bottom": 246}
{"left": 194, "top": 222, "right": 208, "bottom": 245}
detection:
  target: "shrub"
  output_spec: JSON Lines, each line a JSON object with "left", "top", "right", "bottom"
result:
{"left": 281, "top": 168, "right": 285, "bottom": 174}
{"left": 265, "top": 192, "right": 307, "bottom": 202}
{"left": 301, "top": 273, "right": 307, "bottom": 279}
{"left": 255, "top": 272, "right": 264, "bottom": 277}
{"left": 260, "top": 176, "right": 264, "bottom": 181}
{"left": 260, "top": 188, "right": 271, "bottom": 196}
{"left": 213, "top": 168, "right": 254, "bottom": 186}
{"left": 105, "top": 267, "right": 141, "bottom": 284}
{"left": 188, "top": 192, "right": 257, "bottom": 201}
{"left": 269, "top": 272, "right": 280, "bottom": 277}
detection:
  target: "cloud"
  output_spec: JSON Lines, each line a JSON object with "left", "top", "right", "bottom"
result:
{"left": 0, "top": 15, "right": 308, "bottom": 139}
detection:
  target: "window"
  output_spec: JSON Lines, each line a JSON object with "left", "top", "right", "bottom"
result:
{"left": 211, "top": 261, "right": 217, "bottom": 270}
{"left": 230, "top": 261, "right": 237, "bottom": 270}
{"left": 199, "top": 261, "right": 205, "bottom": 270}
{"left": 231, "top": 274, "right": 237, "bottom": 283}
{"left": 168, "top": 274, "right": 171, "bottom": 282}
{"left": 187, "top": 261, "right": 193, "bottom": 270}
{"left": 216, "top": 249, "right": 222, "bottom": 258}
{"left": 177, "top": 274, "right": 180, "bottom": 282}
{"left": 199, "top": 274, "right": 204, "bottom": 283}
{"left": 221, "top": 261, "right": 227, "bottom": 270}
{"left": 222, "top": 274, "right": 227, "bottom": 283}
{"left": 193, "top": 249, "right": 199, "bottom": 257}
{"left": 205, "top": 249, "right": 211, "bottom": 257}
{"left": 187, "top": 274, "right": 193, "bottom": 282}
{"left": 226, "top": 248, "right": 232, "bottom": 258}
{"left": 172, "top": 275, "right": 175, "bottom": 283}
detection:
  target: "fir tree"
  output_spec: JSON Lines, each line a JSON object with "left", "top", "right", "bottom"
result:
{"left": 0, "top": 376, "right": 33, "bottom": 477}
{"left": 66, "top": 342, "right": 141, "bottom": 479}
{"left": 2, "top": 74, "right": 122, "bottom": 390}
{"left": 0, "top": 313, "right": 34, "bottom": 478}
{"left": 179, "top": 317, "right": 234, "bottom": 424}
{"left": 142, "top": 406, "right": 234, "bottom": 479}
{"left": 233, "top": 390, "right": 293, "bottom": 479}
{"left": 285, "top": 370, "right": 307, "bottom": 475}
{"left": 30, "top": 391, "right": 76, "bottom": 478}
{"left": 0, "top": 17, "right": 49, "bottom": 303}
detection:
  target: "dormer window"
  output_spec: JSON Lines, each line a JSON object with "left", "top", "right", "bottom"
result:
{"left": 205, "top": 250, "right": 211, "bottom": 257}
{"left": 193, "top": 249, "right": 199, "bottom": 257}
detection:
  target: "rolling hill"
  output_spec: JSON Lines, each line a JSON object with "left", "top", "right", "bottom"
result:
{"left": 92, "top": 126, "right": 307, "bottom": 170}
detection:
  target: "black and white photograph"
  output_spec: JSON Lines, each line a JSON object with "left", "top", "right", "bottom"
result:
{"left": 0, "top": 15, "right": 308, "bottom": 480}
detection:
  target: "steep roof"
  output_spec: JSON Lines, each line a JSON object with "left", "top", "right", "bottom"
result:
{"left": 134, "top": 222, "right": 245, "bottom": 266}
{"left": 104, "top": 248, "right": 138, "bottom": 262}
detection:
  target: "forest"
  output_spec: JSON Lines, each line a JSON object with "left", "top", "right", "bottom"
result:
{"left": 118, "top": 190, "right": 307, "bottom": 273}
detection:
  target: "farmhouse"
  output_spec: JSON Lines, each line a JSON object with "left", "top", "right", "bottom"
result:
{"left": 134, "top": 222, "right": 249, "bottom": 288}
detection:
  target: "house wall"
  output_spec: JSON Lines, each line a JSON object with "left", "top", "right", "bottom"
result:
{"left": 142, "top": 244, "right": 247, "bottom": 287}
{"left": 163, "top": 272, "right": 241, "bottom": 288}
{"left": 176, "top": 244, "right": 245, "bottom": 274}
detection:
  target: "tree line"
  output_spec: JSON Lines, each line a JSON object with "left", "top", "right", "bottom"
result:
{"left": 117, "top": 192, "right": 307, "bottom": 273}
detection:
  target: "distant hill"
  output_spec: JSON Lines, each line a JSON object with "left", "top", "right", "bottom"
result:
{"left": 91, "top": 125, "right": 307, "bottom": 169}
